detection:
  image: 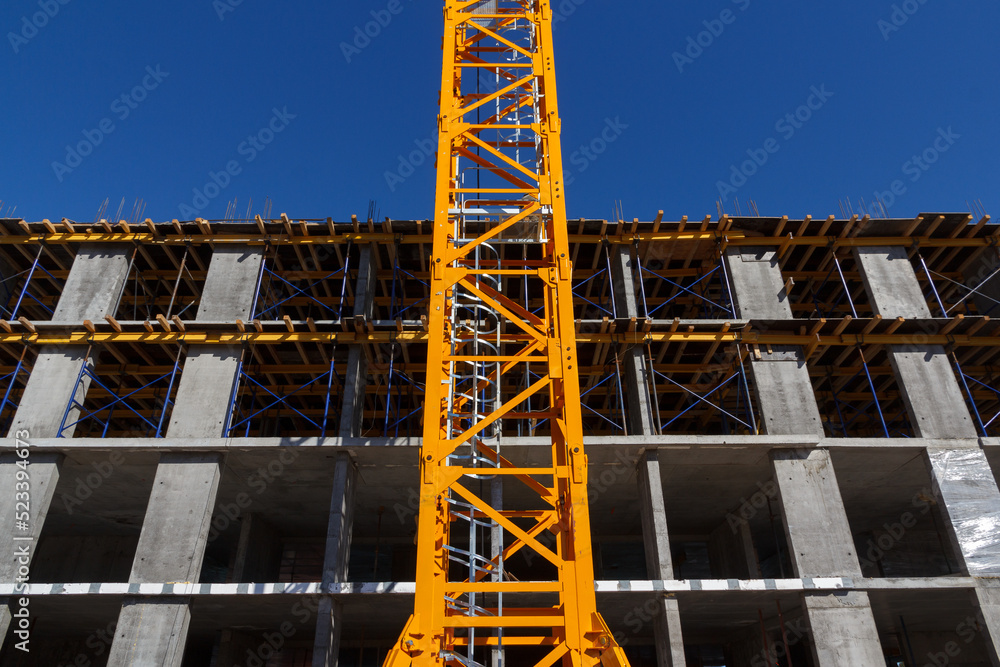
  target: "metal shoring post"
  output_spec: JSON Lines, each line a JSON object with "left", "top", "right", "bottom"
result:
{"left": 250, "top": 246, "right": 269, "bottom": 321}
{"left": 165, "top": 245, "right": 190, "bottom": 320}
{"left": 604, "top": 240, "right": 617, "bottom": 319}
{"left": 321, "top": 353, "right": 337, "bottom": 439}
{"left": 57, "top": 344, "right": 93, "bottom": 438}
{"left": 635, "top": 241, "right": 650, "bottom": 320}
{"left": 833, "top": 253, "right": 858, "bottom": 319}
{"left": 720, "top": 249, "right": 737, "bottom": 319}
{"left": 919, "top": 253, "right": 948, "bottom": 318}
{"left": 223, "top": 346, "right": 247, "bottom": 436}
{"left": 736, "top": 345, "right": 758, "bottom": 435}
{"left": 828, "top": 368, "right": 850, "bottom": 437}
{"left": 384, "top": 339, "right": 396, "bottom": 437}
{"left": 111, "top": 246, "right": 138, "bottom": 324}
{"left": 0, "top": 347, "right": 27, "bottom": 426}
{"left": 154, "top": 345, "right": 184, "bottom": 438}
{"left": 612, "top": 344, "right": 627, "bottom": 435}
{"left": 950, "top": 351, "right": 987, "bottom": 436}
{"left": 858, "top": 346, "right": 890, "bottom": 438}
{"left": 10, "top": 244, "right": 44, "bottom": 321}
{"left": 645, "top": 341, "right": 664, "bottom": 433}
{"left": 338, "top": 240, "right": 354, "bottom": 322}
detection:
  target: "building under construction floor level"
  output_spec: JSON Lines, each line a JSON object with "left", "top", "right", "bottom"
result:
{"left": 1, "top": 212, "right": 1000, "bottom": 666}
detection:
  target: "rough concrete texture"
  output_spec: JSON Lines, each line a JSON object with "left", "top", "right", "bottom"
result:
{"left": 655, "top": 597, "right": 686, "bottom": 667}
{"left": 772, "top": 449, "right": 862, "bottom": 577}
{"left": 0, "top": 452, "right": 61, "bottom": 650}
{"left": 314, "top": 453, "right": 356, "bottom": 667}
{"left": 925, "top": 448, "right": 1000, "bottom": 575}
{"left": 751, "top": 348, "right": 825, "bottom": 437}
{"left": 637, "top": 451, "right": 673, "bottom": 579}
{"left": 610, "top": 245, "right": 641, "bottom": 319}
{"left": 128, "top": 453, "right": 222, "bottom": 583}
{"left": 854, "top": 246, "right": 932, "bottom": 319}
{"left": 803, "top": 592, "right": 886, "bottom": 666}
{"left": 977, "top": 581, "right": 1000, "bottom": 666}
{"left": 106, "top": 598, "right": 190, "bottom": 667}
{"left": 636, "top": 451, "right": 686, "bottom": 663}
{"left": 51, "top": 244, "right": 131, "bottom": 321}
{"left": 165, "top": 345, "right": 241, "bottom": 438}
{"left": 890, "top": 345, "right": 978, "bottom": 439}
{"left": 724, "top": 247, "right": 792, "bottom": 320}
{"left": 194, "top": 245, "right": 264, "bottom": 321}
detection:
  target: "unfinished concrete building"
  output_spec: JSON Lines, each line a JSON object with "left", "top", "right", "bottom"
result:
{"left": 1, "top": 212, "right": 1000, "bottom": 666}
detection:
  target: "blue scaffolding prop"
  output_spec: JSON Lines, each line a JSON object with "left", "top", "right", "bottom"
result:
{"left": 226, "top": 352, "right": 341, "bottom": 438}
{"left": 825, "top": 348, "right": 910, "bottom": 438}
{"left": 0, "top": 349, "right": 29, "bottom": 434}
{"left": 378, "top": 346, "right": 424, "bottom": 437}
{"left": 388, "top": 260, "right": 430, "bottom": 321}
{"left": 0, "top": 245, "right": 63, "bottom": 321}
{"left": 252, "top": 248, "right": 353, "bottom": 321}
{"left": 635, "top": 254, "right": 736, "bottom": 320}
{"left": 572, "top": 243, "right": 616, "bottom": 319}
{"left": 57, "top": 347, "right": 183, "bottom": 438}
{"left": 651, "top": 361, "right": 757, "bottom": 435}
{"left": 810, "top": 254, "right": 858, "bottom": 319}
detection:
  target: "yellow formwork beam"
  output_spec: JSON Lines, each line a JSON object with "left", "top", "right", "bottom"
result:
{"left": 0, "top": 329, "right": 993, "bottom": 347}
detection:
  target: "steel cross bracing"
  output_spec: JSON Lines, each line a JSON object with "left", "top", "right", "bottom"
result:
{"left": 385, "top": 1, "right": 629, "bottom": 666}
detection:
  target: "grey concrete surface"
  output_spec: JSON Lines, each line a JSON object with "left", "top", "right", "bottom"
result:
{"left": 750, "top": 347, "right": 824, "bottom": 438}
{"left": 313, "top": 453, "right": 356, "bottom": 667}
{"left": 165, "top": 345, "right": 242, "bottom": 438}
{"left": 723, "top": 247, "right": 792, "bottom": 320}
{"left": 803, "top": 592, "right": 886, "bottom": 666}
{"left": 772, "top": 449, "right": 861, "bottom": 578}
{"left": 106, "top": 598, "right": 190, "bottom": 667}
{"left": 854, "top": 246, "right": 932, "bottom": 319}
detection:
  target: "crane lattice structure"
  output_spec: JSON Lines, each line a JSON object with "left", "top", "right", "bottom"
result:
{"left": 385, "top": 1, "right": 631, "bottom": 665}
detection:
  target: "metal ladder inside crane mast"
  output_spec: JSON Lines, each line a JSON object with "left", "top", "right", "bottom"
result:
{"left": 384, "top": 1, "right": 631, "bottom": 665}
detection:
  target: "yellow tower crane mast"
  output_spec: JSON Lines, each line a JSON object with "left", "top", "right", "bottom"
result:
{"left": 386, "top": 1, "right": 631, "bottom": 665}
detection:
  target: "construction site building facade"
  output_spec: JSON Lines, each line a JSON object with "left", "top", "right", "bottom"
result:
{"left": 1, "top": 212, "right": 1000, "bottom": 666}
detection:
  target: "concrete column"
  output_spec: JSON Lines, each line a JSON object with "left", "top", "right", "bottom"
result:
{"left": 772, "top": 450, "right": 886, "bottom": 663}
{"left": 0, "top": 451, "right": 62, "bottom": 644}
{"left": 636, "top": 451, "right": 685, "bottom": 666}
{"left": 0, "top": 245, "right": 128, "bottom": 651}
{"left": 803, "top": 593, "right": 887, "bottom": 665}
{"left": 108, "top": 245, "right": 263, "bottom": 667}
{"left": 771, "top": 449, "right": 860, "bottom": 578}
{"left": 708, "top": 518, "right": 758, "bottom": 579}
{"left": 313, "top": 453, "right": 357, "bottom": 667}
{"left": 610, "top": 246, "right": 657, "bottom": 435}
{"left": 231, "top": 513, "right": 281, "bottom": 582}
{"left": 854, "top": 246, "right": 978, "bottom": 439}
{"left": 340, "top": 246, "right": 376, "bottom": 438}
{"left": 723, "top": 248, "right": 823, "bottom": 437}
{"left": 977, "top": 581, "right": 1000, "bottom": 666}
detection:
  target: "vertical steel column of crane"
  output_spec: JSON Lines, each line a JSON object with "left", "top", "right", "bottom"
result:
{"left": 385, "top": 1, "right": 630, "bottom": 666}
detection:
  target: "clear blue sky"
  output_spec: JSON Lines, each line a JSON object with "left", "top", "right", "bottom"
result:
{"left": 2, "top": 0, "right": 997, "bottom": 223}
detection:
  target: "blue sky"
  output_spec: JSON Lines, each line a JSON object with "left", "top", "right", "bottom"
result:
{"left": 2, "top": 0, "right": 997, "bottom": 223}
